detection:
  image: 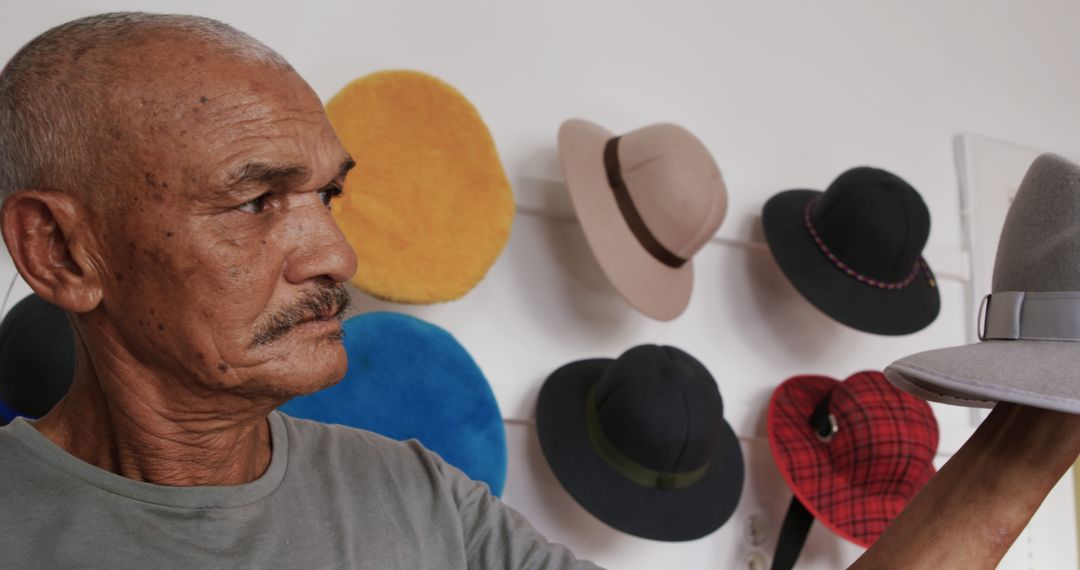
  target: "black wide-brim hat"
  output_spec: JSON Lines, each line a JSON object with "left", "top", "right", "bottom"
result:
{"left": 536, "top": 355, "right": 744, "bottom": 542}
{"left": 762, "top": 168, "right": 940, "bottom": 336}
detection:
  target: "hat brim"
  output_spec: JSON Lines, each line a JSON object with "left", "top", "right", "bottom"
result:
{"left": 885, "top": 340, "right": 1080, "bottom": 414}
{"left": 536, "top": 358, "right": 744, "bottom": 542}
{"left": 558, "top": 119, "right": 694, "bottom": 321}
{"left": 762, "top": 189, "right": 940, "bottom": 335}
{"left": 767, "top": 375, "right": 936, "bottom": 548}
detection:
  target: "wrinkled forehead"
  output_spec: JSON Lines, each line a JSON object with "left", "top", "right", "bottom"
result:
{"left": 118, "top": 47, "right": 340, "bottom": 192}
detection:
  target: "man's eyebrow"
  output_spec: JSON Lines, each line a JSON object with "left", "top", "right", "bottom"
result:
{"left": 223, "top": 157, "right": 354, "bottom": 194}
{"left": 337, "top": 157, "right": 356, "bottom": 180}
{"left": 225, "top": 161, "right": 309, "bottom": 190}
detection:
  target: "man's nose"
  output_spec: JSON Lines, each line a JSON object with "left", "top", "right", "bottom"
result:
{"left": 283, "top": 201, "right": 358, "bottom": 285}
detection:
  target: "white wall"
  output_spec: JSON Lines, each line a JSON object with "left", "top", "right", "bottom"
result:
{"left": 3, "top": 1, "right": 1080, "bottom": 568}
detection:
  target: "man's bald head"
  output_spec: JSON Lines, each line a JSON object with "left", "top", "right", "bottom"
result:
{"left": 0, "top": 12, "right": 292, "bottom": 204}
{"left": 0, "top": 12, "right": 355, "bottom": 404}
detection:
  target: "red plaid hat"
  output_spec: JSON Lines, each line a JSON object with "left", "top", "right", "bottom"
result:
{"left": 767, "top": 371, "right": 938, "bottom": 567}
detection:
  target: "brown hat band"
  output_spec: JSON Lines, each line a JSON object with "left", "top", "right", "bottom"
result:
{"left": 604, "top": 137, "right": 688, "bottom": 269}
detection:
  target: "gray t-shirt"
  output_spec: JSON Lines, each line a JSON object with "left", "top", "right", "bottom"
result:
{"left": 0, "top": 412, "right": 599, "bottom": 569}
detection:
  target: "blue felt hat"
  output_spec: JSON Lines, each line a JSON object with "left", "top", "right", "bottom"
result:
{"left": 280, "top": 312, "right": 507, "bottom": 495}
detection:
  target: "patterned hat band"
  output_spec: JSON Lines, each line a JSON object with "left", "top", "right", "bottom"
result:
{"left": 803, "top": 198, "right": 936, "bottom": 290}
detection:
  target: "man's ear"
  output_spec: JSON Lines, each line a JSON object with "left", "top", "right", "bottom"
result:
{"left": 1, "top": 190, "right": 103, "bottom": 313}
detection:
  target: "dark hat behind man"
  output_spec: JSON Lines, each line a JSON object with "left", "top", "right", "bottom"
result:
{"left": 0, "top": 294, "right": 74, "bottom": 423}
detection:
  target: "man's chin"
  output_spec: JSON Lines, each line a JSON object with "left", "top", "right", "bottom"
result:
{"left": 236, "top": 336, "right": 348, "bottom": 401}
{"left": 236, "top": 362, "right": 345, "bottom": 404}
{"left": 291, "top": 343, "right": 348, "bottom": 397}
{"left": 291, "top": 360, "right": 347, "bottom": 398}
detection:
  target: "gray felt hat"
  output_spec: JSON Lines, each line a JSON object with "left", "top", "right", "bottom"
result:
{"left": 885, "top": 153, "right": 1080, "bottom": 414}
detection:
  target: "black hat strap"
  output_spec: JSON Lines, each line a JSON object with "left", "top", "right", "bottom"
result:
{"left": 771, "top": 498, "right": 815, "bottom": 570}
{"left": 584, "top": 384, "right": 708, "bottom": 490}
{"left": 771, "top": 391, "right": 837, "bottom": 570}
{"left": 803, "top": 198, "right": 936, "bottom": 290}
{"left": 603, "top": 136, "right": 688, "bottom": 269}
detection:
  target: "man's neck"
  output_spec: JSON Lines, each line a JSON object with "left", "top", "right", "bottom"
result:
{"left": 32, "top": 351, "right": 276, "bottom": 487}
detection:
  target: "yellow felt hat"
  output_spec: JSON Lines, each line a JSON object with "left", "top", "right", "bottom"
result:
{"left": 326, "top": 70, "right": 514, "bottom": 304}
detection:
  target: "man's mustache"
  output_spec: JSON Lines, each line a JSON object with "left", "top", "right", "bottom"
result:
{"left": 249, "top": 284, "right": 351, "bottom": 348}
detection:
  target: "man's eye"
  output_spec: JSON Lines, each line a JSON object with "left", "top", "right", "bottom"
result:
{"left": 318, "top": 185, "right": 343, "bottom": 208}
{"left": 237, "top": 193, "right": 270, "bottom": 214}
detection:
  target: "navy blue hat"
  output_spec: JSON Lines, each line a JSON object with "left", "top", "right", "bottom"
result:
{"left": 280, "top": 312, "right": 507, "bottom": 495}
{"left": 536, "top": 344, "right": 744, "bottom": 541}
{"left": 0, "top": 294, "right": 74, "bottom": 424}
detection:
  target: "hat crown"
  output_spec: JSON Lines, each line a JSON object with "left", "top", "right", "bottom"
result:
{"left": 617, "top": 124, "right": 728, "bottom": 259}
{"left": 592, "top": 345, "right": 724, "bottom": 474}
{"left": 830, "top": 373, "right": 938, "bottom": 496}
{"left": 812, "top": 168, "right": 930, "bottom": 282}
{"left": 992, "top": 153, "right": 1080, "bottom": 292}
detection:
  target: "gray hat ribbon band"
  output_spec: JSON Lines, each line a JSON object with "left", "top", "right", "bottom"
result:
{"left": 980, "top": 291, "right": 1080, "bottom": 341}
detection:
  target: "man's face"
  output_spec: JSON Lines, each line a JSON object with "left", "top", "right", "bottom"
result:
{"left": 90, "top": 52, "right": 358, "bottom": 400}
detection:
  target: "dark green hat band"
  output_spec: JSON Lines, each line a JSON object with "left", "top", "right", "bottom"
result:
{"left": 584, "top": 384, "right": 709, "bottom": 490}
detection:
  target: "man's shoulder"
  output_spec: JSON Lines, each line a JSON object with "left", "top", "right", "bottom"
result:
{"left": 275, "top": 412, "right": 446, "bottom": 480}
{"left": 277, "top": 411, "right": 399, "bottom": 447}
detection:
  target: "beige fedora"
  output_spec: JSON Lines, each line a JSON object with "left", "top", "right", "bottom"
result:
{"left": 557, "top": 120, "right": 728, "bottom": 320}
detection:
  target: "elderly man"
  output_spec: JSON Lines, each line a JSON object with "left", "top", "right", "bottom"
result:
{"left": 0, "top": 12, "right": 1077, "bottom": 570}
{"left": 0, "top": 12, "right": 595, "bottom": 569}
